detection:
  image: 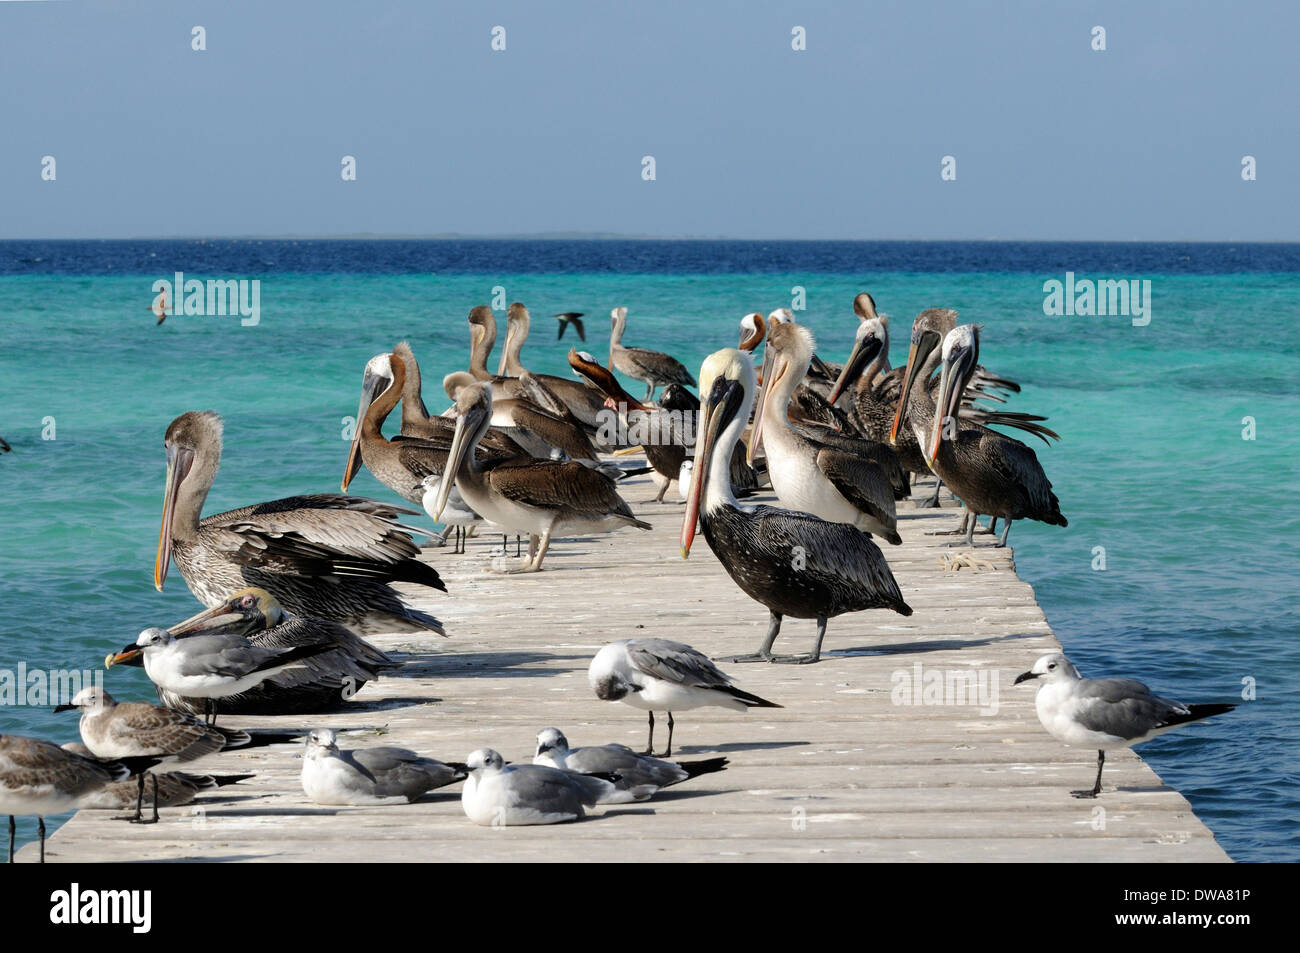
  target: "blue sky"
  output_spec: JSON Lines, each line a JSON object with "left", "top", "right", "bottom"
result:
{"left": 1, "top": 0, "right": 1294, "bottom": 240}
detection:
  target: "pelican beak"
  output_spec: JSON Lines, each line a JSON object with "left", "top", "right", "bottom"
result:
{"left": 828, "top": 332, "right": 883, "bottom": 404}
{"left": 105, "top": 643, "right": 143, "bottom": 668}
{"left": 928, "top": 344, "right": 972, "bottom": 466}
{"left": 682, "top": 375, "right": 742, "bottom": 558}
{"left": 342, "top": 369, "right": 387, "bottom": 492}
{"left": 747, "top": 346, "right": 778, "bottom": 466}
{"left": 434, "top": 403, "right": 485, "bottom": 520}
{"left": 154, "top": 442, "right": 194, "bottom": 592}
{"left": 1014, "top": 670, "right": 1039, "bottom": 685}
{"left": 166, "top": 600, "right": 248, "bottom": 638}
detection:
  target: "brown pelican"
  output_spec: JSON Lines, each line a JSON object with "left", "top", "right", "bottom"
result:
{"left": 588, "top": 639, "right": 781, "bottom": 756}
{"left": 681, "top": 349, "right": 912, "bottom": 663}
{"left": 442, "top": 370, "right": 599, "bottom": 462}
{"left": 133, "top": 588, "right": 398, "bottom": 715}
{"left": 467, "top": 305, "right": 507, "bottom": 384}
{"left": 892, "top": 321, "right": 1067, "bottom": 547}
{"left": 566, "top": 349, "right": 693, "bottom": 502}
{"left": 493, "top": 303, "right": 612, "bottom": 432}
{"left": 609, "top": 306, "right": 697, "bottom": 401}
{"left": 748, "top": 310, "right": 853, "bottom": 432}
{"left": 432, "top": 381, "right": 651, "bottom": 572}
{"left": 751, "top": 322, "right": 903, "bottom": 542}
{"left": 1, "top": 734, "right": 157, "bottom": 862}
{"left": 155, "top": 410, "right": 446, "bottom": 634}
{"left": 555, "top": 312, "right": 586, "bottom": 341}
{"left": 1015, "top": 653, "right": 1234, "bottom": 798}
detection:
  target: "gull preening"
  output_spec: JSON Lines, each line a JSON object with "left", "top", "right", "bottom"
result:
{"left": 588, "top": 638, "right": 781, "bottom": 756}
{"left": 534, "top": 727, "right": 729, "bottom": 791}
{"left": 300, "top": 728, "right": 467, "bottom": 805}
{"left": 1015, "top": 653, "right": 1236, "bottom": 798}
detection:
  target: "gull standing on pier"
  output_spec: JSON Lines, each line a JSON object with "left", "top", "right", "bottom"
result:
{"left": 1015, "top": 653, "right": 1235, "bottom": 798}
{"left": 1, "top": 735, "right": 157, "bottom": 863}
{"left": 681, "top": 349, "right": 913, "bottom": 664}
{"left": 588, "top": 638, "right": 780, "bottom": 756}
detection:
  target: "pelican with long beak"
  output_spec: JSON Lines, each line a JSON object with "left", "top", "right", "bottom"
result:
{"left": 749, "top": 322, "right": 904, "bottom": 542}
{"left": 681, "top": 349, "right": 912, "bottom": 664}
{"left": 155, "top": 410, "right": 446, "bottom": 635}
{"left": 432, "top": 381, "right": 651, "bottom": 573}
{"left": 608, "top": 306, "right": 697, "bottom": 402}
{"left": 892, "top": 322, "right": 1067, "bottom": 547}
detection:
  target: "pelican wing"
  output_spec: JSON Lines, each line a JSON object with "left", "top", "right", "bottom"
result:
{"left": 485, "top": 461, "right": 635, "bottom": 519}
{"left": 621, "top": 347, "right": 696, "bottom": 386}
{"left": 814, "top": 448, "right": 896, "bottom": 528}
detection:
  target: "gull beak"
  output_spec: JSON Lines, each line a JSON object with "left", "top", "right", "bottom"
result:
{"left": 1013, "top": 671, "right": 1039, "bottom": 685}
{"left": 105, "top": 644, "right": 144, "bottom": 669}
{"left": 155, "top": 442, "right": 195, "bottom": 592}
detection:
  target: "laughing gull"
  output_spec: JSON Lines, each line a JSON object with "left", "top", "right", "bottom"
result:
{"left": 300, "top": 728, "right": 467, "bottom": 805}
{"left": 56, "top": 686, "right": 295, "bottom": 822}
{"left": 1015, "top": 652, "right": 1236, "bottom": 798}
{"left": 588, "top": 638, "right": 782, "bottom": 756}
{"left": 106, "top": 624, "right": 339, "bottom": 725}
{"left": 461, "top": 748, "right": 647, "bottom": 826}
{"left": 534, "top": 728, "right": 729, "bottom": 791}
{"left": 61, "top": 744, "right": 253, "bottom": 810}
{"left": 0, "top": 734, "right": 158, "bottom": 863}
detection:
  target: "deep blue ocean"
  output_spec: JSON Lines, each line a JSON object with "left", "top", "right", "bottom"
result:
{"left": 1, "top": 240, "right": 1296, "bottom": 860}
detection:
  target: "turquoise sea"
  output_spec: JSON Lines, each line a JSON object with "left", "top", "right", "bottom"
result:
{"left": 1, "top": 240, "right": 1296, "bottom": 860}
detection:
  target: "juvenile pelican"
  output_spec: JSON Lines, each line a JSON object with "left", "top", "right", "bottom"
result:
{"left": 751, "top": 322, "right": 903, "bottom": 542}
{"left": 431, "top": 382, "right": 651, "bottom": 573}
{"left": 609, "top": 306, "right": 697, "bottom": 401}
{"left": 682, "top": 349, "right": 913, "bottom": 663}
{"left": 892, "top": 323, "right": 1067, "bottom": 547}
{"left": 156, "top": 410, "right": 446, "bottom": 634}
{"left": 495, "top": 303, "right": 611, "bottom": 428}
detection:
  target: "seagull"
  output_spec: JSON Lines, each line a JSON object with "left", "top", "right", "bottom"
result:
{"left": 300, "top": 728, "right": 467, "bottom": 805}
{"left": 55, "top": 686, "right": 296, "bottom": 822}
{"left": 149, "top": 288, "right": 169, "bottom": 325}
{"left": 106, "top": 625, "right": 340, "bottom": 726}
{"left": 60, "top": 744, "right": 253, "bottom": 811}
{"left": 555, "top": 312, "right": 586, "bottom": 341}
{"left": 1014, "top": 652, "right": 1236, "bottom": 798}
{"left": 588, "top": 638, "right": 782, "bottom": 756}
{"left": 1, "top": 734, "right": 158, "bottom": 863}
{"left": 461, "top": 748, "right": 645, "bottom": 826}
{"left": 534, "top": 727, "right": 729, "bottom": 791}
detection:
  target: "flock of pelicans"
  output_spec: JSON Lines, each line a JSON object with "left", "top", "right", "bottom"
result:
{"left": 2, "top": 294, "right": 1235, "bottom": 861}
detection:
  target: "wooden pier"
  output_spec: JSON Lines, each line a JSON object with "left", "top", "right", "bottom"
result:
{"left": 25, "top": 472, "right": 1231, "bottom": 862}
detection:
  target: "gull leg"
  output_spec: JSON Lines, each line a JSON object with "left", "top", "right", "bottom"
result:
{"left": 770, "top": 615, "right": 827, "bottom": 664}
{"left": 7, "top": 815, "right": 13, "bottom": 863}
{"left": 1072, "top": 750, "right": 1105, "bottom": 799}
{"left": 643, "top": 711, "right": 656, "bottom": 756}
{"left": 149, "top": 775, "right": 160, "bottom": 824}
{"left": 128, "top": 773, "right": 146, "bottom": 823}
{"left": 719, "top": 611, "right": 783, "bottom": 662}
{"left": 664, "top": 712, "right": 675, "bottom": 758}
{"left": 38, "top": 817, "right": 45, "bottom": 864}
{"left": 997, "top": 519, "right": 1013, "bottom": 548}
